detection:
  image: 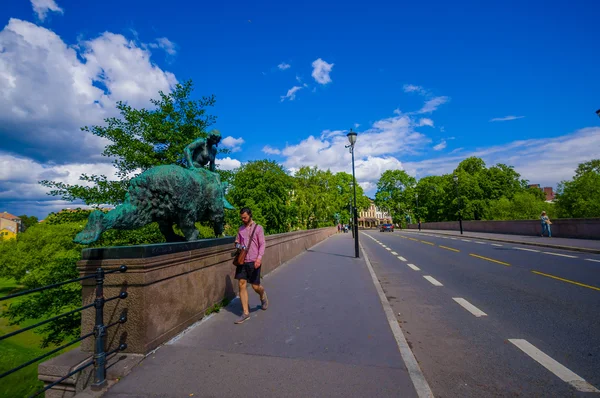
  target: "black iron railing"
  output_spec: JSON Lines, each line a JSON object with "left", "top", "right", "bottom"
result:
{"left": 0, "top": 265, "right": 128, "bottom": 397}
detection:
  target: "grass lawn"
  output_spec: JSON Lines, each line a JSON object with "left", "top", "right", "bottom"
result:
{"left": 0, "top": 277, "right": 78, "bottom": 398}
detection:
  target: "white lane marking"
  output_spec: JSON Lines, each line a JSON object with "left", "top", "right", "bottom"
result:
{"left": 423, "top": 276, "right": 443, "bottom": 286}
{"left": 386, "top": 248, "right": 392, "bottom": 251}
{"left": 542, "top": 252, "right": 578, "bottom": 259}
{"left": 513, "top": 247, "right": 540, "bottom": 253}
{"left": 462, "top": 239, "right": 472, "bottom": 242}
{"left": 360, "top": 244, "right": 435, "bottom": 398}
{"left": 585, "top": 258, "right": 600, "bottom": 263}
{"left": 475, "top": 241, "right": 486, "bottom": 244}
{"left": 491, "top": 244, "right": 503, "bottom": 247}
{"left": 391, "top": 251, "right": 398, "bottom": 255}
{"left": 509, "top": 339, "right": 600, "bottom": 393}
{"left": 452, "top": 298, "right": 488, "bottom": 317}
{"left": 398, "top": 256, "right": 407, "bottom": 262}
{"left": 407, "top": 263, "right": 420, "bottom": 271}
{"left": 450, "top": 238, "right": 458, "bottom": 240}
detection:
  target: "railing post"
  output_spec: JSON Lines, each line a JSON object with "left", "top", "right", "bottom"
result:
{"left": 91, "top": 267, "right": 107, "bottom": 390}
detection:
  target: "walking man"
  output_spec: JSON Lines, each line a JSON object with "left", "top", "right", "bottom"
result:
{"left": 234, "top": 207, "right": 268, "bottom": 324}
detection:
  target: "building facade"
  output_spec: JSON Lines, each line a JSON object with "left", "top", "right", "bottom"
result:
{"left": 358, "top": 199, "right": 392, "bottom": 228}
{"left": 0, "top": 212, "right": 21, "bottom": 240}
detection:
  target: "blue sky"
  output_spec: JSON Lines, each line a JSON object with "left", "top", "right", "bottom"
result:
{"left": 0, "top": 0, "right": 599, "bottom": 219}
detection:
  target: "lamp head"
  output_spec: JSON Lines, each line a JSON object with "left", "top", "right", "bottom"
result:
{"left": 347, "top": 129, "right": 357, "bottom": 146}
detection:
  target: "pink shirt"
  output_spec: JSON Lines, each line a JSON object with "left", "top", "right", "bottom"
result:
{"left": 236, "top": 223, "right": 265, "bottom": 262}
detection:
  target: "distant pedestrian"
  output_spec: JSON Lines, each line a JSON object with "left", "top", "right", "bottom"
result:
{"left": 337, "top": 223, "right": 341, "bottom": 233}
{"left": 541, "top": 211, "right": 552, "bottom": 237}
{"left": 233, "top": 208, "right": 268, "bottom": 324}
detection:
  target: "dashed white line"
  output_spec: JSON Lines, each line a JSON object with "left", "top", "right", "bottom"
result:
{"left": 542, "top": 252, "right": 578, "bottom": 259}
{"left": 509, "top": 339, "right": 600, "bottom": 393}
{"left": 397, "top": 256, "right": 407, "bottom": 262}
{"left": 391, "top": 251, "right": 398, "bottom": 255}
{"left": 585, "top": 258, "right": 600, "bottom": 263}
{"left": 450, "top": 238, "right": 458, "bottom": 240}
{"left": 452, "top": 298, "right": 487, "bottom": 317}
{"left": 386, "top": 248, "right": 392, "bottom": 251}
{"left": 491, "top": 243, "right": 503, "bottom": 247}
{"left": 423, "top": 276, "right": 443, "bottom": 286}
{"left": 462, "top": 239, "right": 472, "bottom": 242}
{"left": 407, "top": 263, "right": 420, "bottom": 271}
{"left": 475, "top": 241, "right": 486, "bottom": 244}
{"left": 513, "top": 247, "right": 541, "bottom": 253}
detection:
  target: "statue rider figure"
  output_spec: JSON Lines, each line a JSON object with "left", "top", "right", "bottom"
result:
{"left": 184, "top": 130, "right": 221, "bottom": 172}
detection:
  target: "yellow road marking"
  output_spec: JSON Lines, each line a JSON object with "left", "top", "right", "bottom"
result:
{"left": 531, "top": 271, "right": 600, "bottom": 292}
{"left": 469, "top": 253, "right": 510, "bottom": 266}
{"left": 440, "top": 245, "right": 460, "bottom": 252}
{"left": 408, "top": 237, "right": 419, "bottom": 241}
{"left": 420, "top": 240, "right": 435, "bottom": 245}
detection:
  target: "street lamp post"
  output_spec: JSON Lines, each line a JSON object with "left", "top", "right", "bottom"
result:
{"left": 346, "top": 129, "right": 359, "bottom": 258}
{"left": 415, "top": 193, "right": 421, "bottom": 231}
{"left": 453, "top": 174, "right": 463, "bottom": 235}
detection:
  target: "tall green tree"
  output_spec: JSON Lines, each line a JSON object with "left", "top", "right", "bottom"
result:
{"left": 374, "top": 170, "right": 417, "bottom": 223}
{"left": 226, "top": 160, "right": 294, "bottom": 234}
{"left": 556, "top": 159, "right": 600, "bottom": 218}
{"left": 17, "top": 215, "right": 39, "bottom": 232}
{"left": 40, "top": 80, "right": 218, "bottom": 206}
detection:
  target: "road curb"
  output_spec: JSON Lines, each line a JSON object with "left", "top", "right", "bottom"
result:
{"left": 401, "top": 230, "right": 600, "bottom": 254}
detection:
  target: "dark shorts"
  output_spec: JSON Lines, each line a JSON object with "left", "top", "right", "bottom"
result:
{"left": 235, "top": 262, "right": 261, "bottom": 285}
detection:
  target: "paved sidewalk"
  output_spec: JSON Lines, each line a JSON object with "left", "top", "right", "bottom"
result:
{"left": 403, "top": 229, "right": 600, "bottom": 253}
{"left": 104, "top": 234, "right": 418, "bottom": 398}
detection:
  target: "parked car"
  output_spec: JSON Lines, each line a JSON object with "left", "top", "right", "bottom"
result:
{"left": 380, "top": 223, "right": 394, "bottom": 232}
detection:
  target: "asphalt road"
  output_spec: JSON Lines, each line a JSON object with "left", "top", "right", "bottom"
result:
{"left": 361, "top": 229, "right": 600, "bottom": 397}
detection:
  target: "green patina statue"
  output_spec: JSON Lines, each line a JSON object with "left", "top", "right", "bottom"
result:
{"left": 74, "top": 131, "right": 235, "bottom": 244}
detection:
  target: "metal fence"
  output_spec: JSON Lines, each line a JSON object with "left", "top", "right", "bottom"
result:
{"left": 0, "top": 265, "right": 128, "bottom": 397}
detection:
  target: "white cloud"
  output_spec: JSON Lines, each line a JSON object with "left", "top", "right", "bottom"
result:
{"left": 0, "top": 18, "right": 178, "bottom": 218}
{"left": 278, "top": 62, "right": 291, "bottom": 70}
{"left": 418, "top": 96, "right": 450, "bottom": 114}
{"left": 403, "top": 84, "right": 428, "bottom": 96}
{"left": 311, "top": 58, "right": 334, "bottom": 85}
{"left": 148, "top": 37, "right": 177, "bottom": 55}
{"left": 320, "top": 130, "right": 344, "bottom": 140}
{"left": 221, "top": 136, "right": 244, "bottom": 152}
{"left": 216, "top": 157, "right": 241, "bottom": 170}
{"left": 0, "top": 19, "right": 177, "bottom": 163}
{"left": 280, "top": 85, "right": 303, "bottom": 102}
{"left": 354, "top": 123, "right": 360, "bottom": 128}
{"left": 418, "top": 118, "right": 434, "bottom": 127}
{"left": 31, "top": 0, "right": 63, "bottom": 21}
{"left": 262, "top": 145, "right": 281, "bottom": 155}
{"left": 404, "top": 127, "right": 600, "bottom": 188}
{"left": 433, "top": 140, "right": 447, "bottom": 151}
{"left": 490, "top": 115, "right": 525, "bottom": 122}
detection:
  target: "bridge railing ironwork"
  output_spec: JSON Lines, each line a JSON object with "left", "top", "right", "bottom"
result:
{"left": 0, "top": 265, "right": 128, "bottom": 397}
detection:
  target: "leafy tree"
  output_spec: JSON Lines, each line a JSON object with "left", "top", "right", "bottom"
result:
{"left": 40, "top": 80, "right": 218, "bottom": 206}
{"left": 374, "top": 170, "right": 416, "bottom": 223}
{"left": 226, "top": 160, "right": 294, "bottom": 234}
{"left": 488, "top": 191, "right": 555, "bottom": 220}
{"left": 556, "top": 159, "right": 600, "bottom": 218}
{"left": 17, "top": 215, "right": 39, "bottom": 232}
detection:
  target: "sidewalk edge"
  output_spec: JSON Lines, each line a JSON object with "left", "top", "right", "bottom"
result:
{"left": 402, "top": 230, "right": 600, "bottom": 254}
{"left": 360, "top": 241, "right": 434, "bottom": 398}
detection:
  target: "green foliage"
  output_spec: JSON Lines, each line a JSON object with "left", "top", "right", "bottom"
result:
{"left": 17, "top": 215, "right": 38, "bottom": 232}
{"left": 374, "top": 170, "right": 417, "bottom": 223}
{"left": 374, "top": 157, "right": 553, "bottom": 223}
{"left": 226, "top": 160, "right": 294, "bottom": 234}
{"left": 555, "top": 159, "right": 600, "bottom": 218}
{"left": 40, "top": 80, "right": 217, "bottom": 206}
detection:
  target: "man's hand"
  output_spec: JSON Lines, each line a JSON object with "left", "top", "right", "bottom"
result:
{"left": 255, "top": 258, "right": 262, "bottom": 268}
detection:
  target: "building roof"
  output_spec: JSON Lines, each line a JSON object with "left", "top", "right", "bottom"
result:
{"left": 0, "top": 211, "right": 20, "bottom": 221}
